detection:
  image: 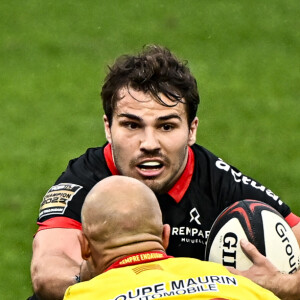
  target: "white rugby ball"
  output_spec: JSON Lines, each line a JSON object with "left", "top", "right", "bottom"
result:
{"left": 205, "top": 199, "right": 300, "bottom": 273}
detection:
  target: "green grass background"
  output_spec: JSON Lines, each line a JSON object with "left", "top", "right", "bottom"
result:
{"left": 0, "top": 0, "right": 299, "bottom": 298}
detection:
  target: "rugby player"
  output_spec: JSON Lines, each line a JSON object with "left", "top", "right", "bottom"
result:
{"left": 30, "top": 45, "right": 300, "bottom": 300}
{"left": 63, "top": 176, "right": 279, "bottom": 299}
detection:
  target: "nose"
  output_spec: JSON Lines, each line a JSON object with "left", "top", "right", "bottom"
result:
{"left": 140, "top": 128, "right": 161, "bottom": 153}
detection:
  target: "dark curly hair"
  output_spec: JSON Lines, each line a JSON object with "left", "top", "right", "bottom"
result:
{"left": 101, "top": 45, "right": 200, "bottom": 126}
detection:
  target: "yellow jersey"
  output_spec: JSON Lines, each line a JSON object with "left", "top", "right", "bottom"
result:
{"left": 64, "top": 251, "right": 279, "bottom": 300}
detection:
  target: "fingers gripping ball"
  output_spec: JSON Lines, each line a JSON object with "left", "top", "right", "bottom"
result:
{"left": 205, "top": 199, "right": 300, "bottom": 273}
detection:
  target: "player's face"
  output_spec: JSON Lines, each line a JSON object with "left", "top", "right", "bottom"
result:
{"left": 104, "top": 88, "right": 198, "bottom": 194}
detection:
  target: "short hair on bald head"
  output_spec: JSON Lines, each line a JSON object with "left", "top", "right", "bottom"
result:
{"left": 81, "top": 176, "right": 163, "bottom": 243}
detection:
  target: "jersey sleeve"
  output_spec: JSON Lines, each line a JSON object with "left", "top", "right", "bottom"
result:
{"left": 36, "top": 147, "right": 109, "bottom": 231}
{"left": 37, "top": 182, "right": 88, "bottom": 226}
{"left": 214, "top": 157, "right": 300, "bottom": 227}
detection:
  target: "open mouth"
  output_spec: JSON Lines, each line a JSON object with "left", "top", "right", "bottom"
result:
{"left": 138, "top": 161, "right": 164, "bottom": 171}
{"left": 135, "top": 157, "right": 167, "bottom": 178}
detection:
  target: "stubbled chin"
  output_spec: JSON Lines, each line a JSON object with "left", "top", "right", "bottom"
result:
{"left": 139, "top": 177, "right": 171, "bottom": 195}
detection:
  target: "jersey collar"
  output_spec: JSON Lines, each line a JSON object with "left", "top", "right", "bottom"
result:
{"left": 104, "top": 251, "right": 173, "bottom": 272}
{"left": 103, "top": 143, "right": 120, "bottom": 175}
{"left": 104, "top": 143, "right": 194, "bottom": 203}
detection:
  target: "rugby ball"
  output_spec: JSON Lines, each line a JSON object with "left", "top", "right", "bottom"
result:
{"left": 205, "top": 200, "right": 300, "bottom": 274}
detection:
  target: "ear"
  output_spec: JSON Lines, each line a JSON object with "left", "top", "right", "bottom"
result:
{"left": 103, "top": 115, "right": 112, "bottom": 143}
{"left": 79, "top": 232, "right": 91, "bottom": 261}
{"left": 188, "top": 117, "right": 198, "bottom": 146}
{"left": 162, "top": 224, "right": 171, "bottom": 250}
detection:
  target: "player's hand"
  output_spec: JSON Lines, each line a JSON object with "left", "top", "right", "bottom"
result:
{"left": 227, "top": 239, "right": 281, "bottom": 287}
{"left": 227, "top": 239, "right": 299, "bottom": 300}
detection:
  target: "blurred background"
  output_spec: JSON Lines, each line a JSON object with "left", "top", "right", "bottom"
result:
{"left": 0, "top": 0, "right": 299, "bottom": 298}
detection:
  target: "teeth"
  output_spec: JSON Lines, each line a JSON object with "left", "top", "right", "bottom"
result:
{"left": 141, "top": 161, "right": 160, "bottom": 167}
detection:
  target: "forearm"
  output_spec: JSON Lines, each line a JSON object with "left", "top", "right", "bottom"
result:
{"left": 31, "top": 252, "right": 81, "bottom": 300}
{"left": 31, "top": 228, "right": 83, "bottom": 300}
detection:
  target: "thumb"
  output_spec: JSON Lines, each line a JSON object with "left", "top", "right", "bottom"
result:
{"left": 226, "top": 266, "right": 242, "bottom": 275}
{"left": 240, "top": 238, "right": 265, "bottom": 265}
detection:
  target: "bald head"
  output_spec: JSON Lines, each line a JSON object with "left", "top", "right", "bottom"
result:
{"left": 81, "top": 176, "right": 164, "bottom": 249}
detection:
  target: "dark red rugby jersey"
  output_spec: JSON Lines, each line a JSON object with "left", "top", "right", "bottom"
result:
{"left": 36, "top": 143, "right": 299, "bottom": 260}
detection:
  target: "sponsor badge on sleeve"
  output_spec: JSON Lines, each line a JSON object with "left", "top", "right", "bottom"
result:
{"left": 39, "top": 183, "right": 83, "bottom": 218}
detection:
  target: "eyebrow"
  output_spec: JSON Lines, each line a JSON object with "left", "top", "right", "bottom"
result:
{"left": 117, "top": 113, "right": 182, "bottom": 122}
{"left": 157, "top": 114, "right": 182, "bottom": 122}
{"left": 117, "top": 113, "right": 142, "bottom": 121}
